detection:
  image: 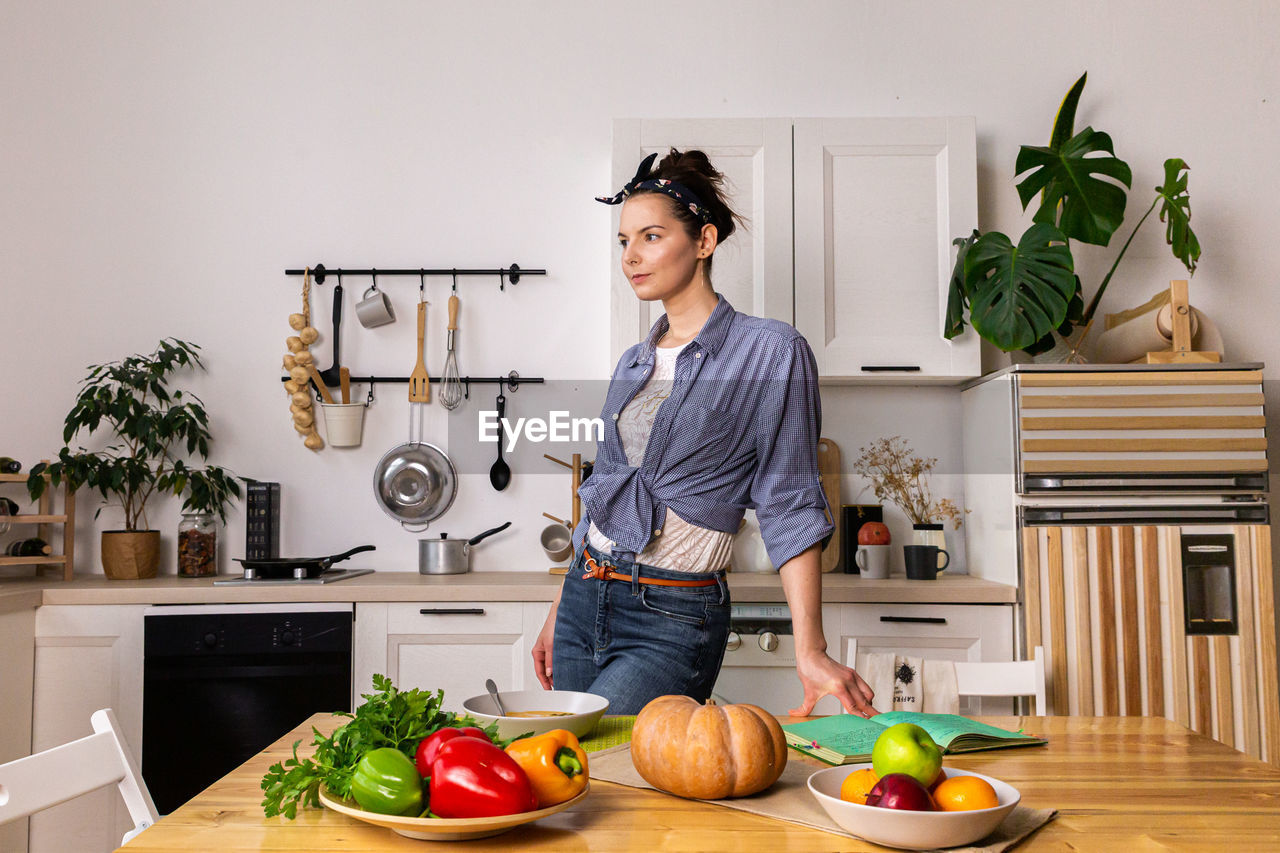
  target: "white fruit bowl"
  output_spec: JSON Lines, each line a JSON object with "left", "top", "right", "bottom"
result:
{"left": 806, "top": 763, "right": 1020, "bottom": 851}
{"left": 461, "top": 689, "right": 609, "bottom": 740}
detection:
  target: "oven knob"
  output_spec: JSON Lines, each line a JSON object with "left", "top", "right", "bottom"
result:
{"left": 725, "top": 631, "right": 741, "bottom": 651}
{"left": 280, "top": 630, "right": 296, "bottom": 646}
{"left": 758, "top": 631, "right": 779, "bottom": 652}
{"left": 202, "top": 632, "right": 217, "bottom": 649}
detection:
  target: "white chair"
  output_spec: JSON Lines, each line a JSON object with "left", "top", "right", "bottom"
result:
{"left": 846, "top": 641, "right": 1048, "bottom": 716}
{"left": 0, "top": 708, "right": 159, "bottom": 845}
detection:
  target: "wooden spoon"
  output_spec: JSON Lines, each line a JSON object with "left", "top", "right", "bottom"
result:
{"left": 340, "top": 367, "right": 351, "bottom": 405}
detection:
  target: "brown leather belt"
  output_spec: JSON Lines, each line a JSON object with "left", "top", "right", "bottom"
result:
{"left": 582, "top": 552, "right": 718, "bottom": 587}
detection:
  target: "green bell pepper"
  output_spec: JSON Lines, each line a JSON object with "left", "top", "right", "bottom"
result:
{"left": 350, "top": 747, "right": 424, "bottom": 816}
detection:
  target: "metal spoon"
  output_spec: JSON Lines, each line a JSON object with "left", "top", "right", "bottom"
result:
{"left": 485, "top": 678, "right": 508, "bottom": 716}
{"left": 489, "top": 392, "right": 511, "bottom": 491}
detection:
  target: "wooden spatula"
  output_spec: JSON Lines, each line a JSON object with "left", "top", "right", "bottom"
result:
{"left": 409, "top": 302, "right": 431, "bottom": 402}
{"left": 340, "top": 367, "right": 351, "bottom": 404}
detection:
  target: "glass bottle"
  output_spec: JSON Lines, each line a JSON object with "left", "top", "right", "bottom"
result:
{"left": 178, "top": 512, "right": 217, "bottom": 578}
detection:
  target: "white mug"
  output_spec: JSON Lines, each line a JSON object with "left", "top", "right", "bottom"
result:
{"left": 855, "top": 544, "right": 890, "bottom": 579}
{"left": 355, "top": 286, "right": 395, "bottom": 328}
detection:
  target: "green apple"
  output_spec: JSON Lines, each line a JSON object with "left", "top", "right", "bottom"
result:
{"left": 871, "top": 723, "right": 943, "bottom": 787}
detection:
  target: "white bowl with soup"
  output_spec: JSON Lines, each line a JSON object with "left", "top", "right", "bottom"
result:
{"left": 462, "top": 689, "right": 609, "bottom": 740}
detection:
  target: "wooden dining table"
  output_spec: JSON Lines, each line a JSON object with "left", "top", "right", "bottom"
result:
{"left": 117, "top": 713, "right": 1280, "bottom": 852}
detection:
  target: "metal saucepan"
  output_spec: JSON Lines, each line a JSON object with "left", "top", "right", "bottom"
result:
{"left": 419, "top": 522, "right": 512, "bottom": 575}
{"left": 234, "top": 545, "right": 376, "bottom": 579}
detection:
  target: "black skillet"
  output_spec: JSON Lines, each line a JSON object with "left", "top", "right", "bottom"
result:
{"left": 234, "top": 545, "right": 376, "bottom": 579}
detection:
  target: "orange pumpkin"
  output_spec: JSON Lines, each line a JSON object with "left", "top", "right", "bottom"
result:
{"left": 630, "top": 695, "right": 787, "bottom": 799}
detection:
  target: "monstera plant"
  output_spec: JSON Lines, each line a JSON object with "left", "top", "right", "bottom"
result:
{"left": 945, "top": 72, "right": 1202, "bottom": 358}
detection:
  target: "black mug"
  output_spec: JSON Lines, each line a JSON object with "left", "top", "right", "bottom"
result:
{"left": 903, "top": 544, "right": 949, "bottom": 580}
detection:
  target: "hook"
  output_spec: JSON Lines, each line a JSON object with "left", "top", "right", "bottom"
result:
{"left": 451, "top": 270, "right": 458, "bottom": 293}
{"left": 369, "top": 269, "right": 377, "bottom": 292}
{"left": 463, "top": 377, "right": 471, "bottom": 400}
{"left": 498, "top": 268, "right": 506, "bottom": 292}
{"left": 419, "top": 272, "right": 426, "bottom": 301}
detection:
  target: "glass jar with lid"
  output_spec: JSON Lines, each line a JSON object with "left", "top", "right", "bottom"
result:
{"left": 178, "top": 511, "right": 217, "bottom": 577}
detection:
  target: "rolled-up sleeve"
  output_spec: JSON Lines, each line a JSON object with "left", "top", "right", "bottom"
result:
{"left": 749, "top": 336, "right": 834, "bottom": 569}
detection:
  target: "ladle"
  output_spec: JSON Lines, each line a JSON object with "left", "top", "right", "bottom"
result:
{"left": 489, "top": 392, "right": 511, "bottom": 491}
{"left": 485, "top": 678, "right": 508, "bottom": 716}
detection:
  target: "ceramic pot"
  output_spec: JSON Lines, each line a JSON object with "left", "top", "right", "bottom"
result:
{"left": 101, "top": 530, "right": 160, "bottom": 579}
{"left": 912, "top": 523, "right": 948, "bottom": 571}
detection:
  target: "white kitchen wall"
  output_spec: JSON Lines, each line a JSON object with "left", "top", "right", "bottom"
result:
{"left": 2, "top": 1, "right": 1277, "bottom": 586}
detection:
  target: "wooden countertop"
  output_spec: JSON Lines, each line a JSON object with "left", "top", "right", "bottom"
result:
{"left": 1, "top": 570, "right": 1015, "bottom": 609}
{"left": 118, "top": 713, "right": 1280, "bottom": 852}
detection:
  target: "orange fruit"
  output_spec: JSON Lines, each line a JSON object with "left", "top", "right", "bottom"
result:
{"left": 839, "top": 767, "right": 880, "bottom": 805}
{"left": 932, "top": 775, "right": 1000, "bottom": 811}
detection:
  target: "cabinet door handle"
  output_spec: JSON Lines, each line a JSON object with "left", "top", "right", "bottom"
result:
{"left": 419, "top": 608, "right": 486, "bottom": 615}
{"left": 879, "top": 615, "right": 947, "bottom": 624}
{"left": 860, "top": 365, "right": 921, "bottom": 372}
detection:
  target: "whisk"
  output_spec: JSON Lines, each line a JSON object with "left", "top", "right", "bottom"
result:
{"left": 440, "top": 293, "right": 463, "bottom": 410}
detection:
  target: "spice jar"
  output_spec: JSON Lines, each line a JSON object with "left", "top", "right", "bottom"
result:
{"left": 178, "top": 512, "right": 217, "bottom": 577}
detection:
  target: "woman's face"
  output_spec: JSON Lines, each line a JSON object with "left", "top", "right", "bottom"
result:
{"left": 617, "top": 193, "right": 716, "bottom": 302}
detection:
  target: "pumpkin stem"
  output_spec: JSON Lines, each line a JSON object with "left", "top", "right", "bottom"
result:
{"left": 704, "top": 698, "right": 717, "bottom": 706}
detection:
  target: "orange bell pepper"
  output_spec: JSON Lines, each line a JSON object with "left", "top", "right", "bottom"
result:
{"left": 504, "top": 729, "right": 589, "bottom": 807}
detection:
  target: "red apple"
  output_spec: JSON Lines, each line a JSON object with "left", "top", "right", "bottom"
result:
{"left": 857, "top": 522, "right": 891, "bottom": 546}
{"left": 865, "top": 773, "right": 935, "bottom": 811}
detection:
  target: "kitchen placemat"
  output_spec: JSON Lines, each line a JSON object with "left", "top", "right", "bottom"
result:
{"left": 581, "top": 715, "right": 635, "bottom": 752}
{"left": 587, "top": 743, "right": 1056, "bottom": 852}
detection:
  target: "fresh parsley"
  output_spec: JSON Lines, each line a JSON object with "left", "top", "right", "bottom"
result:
{"left": 260, "top": 674, "right": 500, "bottom": 818}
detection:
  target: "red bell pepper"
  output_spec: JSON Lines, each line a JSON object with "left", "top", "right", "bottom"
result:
{"left": 428, "top": 736, "right": 537, "bottom": 818}
{"left": 414, "top": 726, "right": 491, "bottom": 777}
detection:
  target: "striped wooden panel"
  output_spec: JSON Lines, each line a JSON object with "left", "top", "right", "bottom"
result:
{"left": 1021, "top": 437, "right": 1268, "bottom": 452}
{"left": 1046, "top": 527, "right": 1068, "bottom": 717}
{"left": 1141, "top": 527, "right": 1165, "bottom": 718}
{"left": 1020, "top": 370, "right": 1262, "bottom": 386}
{"left": 1021, "top": 415, "right": 1266, "bottom": 430}
{"left": 1022, "top": 458, "right": 1269, "bottom": 474}
{"left": 1192, "top": 635, "right": 1211, "bottom": 736}
{"left": 1236, "top": 524, "right": 1262, "bottom": 758}
{"left": 1118, "top": 527, "right": 1142, "bottom": 716}
{"left": 1072, "top": 528, "right": 1093, "bottom": 715}
{"left": 1096, "top": 527, "right": 1119, "bottom": 716}
{"left": 1019, "top": 392, "right": 1265, "bottom": 408}
{"left": 1166, "top": 528, "right": 1190, "bottom": 729}
{"left": 1022, "top": 527, "right": 1042, "bottom": 656}
{"left": 1251, "top": 525, "right": 1280, "bottom": 765}
{"left": 1213, "top": 636, "right": 1233, "bottom": 747}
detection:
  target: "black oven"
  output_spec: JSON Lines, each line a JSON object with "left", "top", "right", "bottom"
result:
{"left": 142, "top": 604, "right": 353, "bottom": 814}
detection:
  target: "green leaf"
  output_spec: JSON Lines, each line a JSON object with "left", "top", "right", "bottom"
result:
{"left": 963, "top": 223, "right": 1077, "bottom": 352}
{"left": 1015, "top": 127, "right": 1133, "bottom": 246}
{"left": 1156, "top": 158, "right": 1200, "bottom": 275}
{"left": 944, "top": 231, "right": 979, "bottom": 339}
{"left": 1048, "top": 72, "right": 1088, "bottom": 152}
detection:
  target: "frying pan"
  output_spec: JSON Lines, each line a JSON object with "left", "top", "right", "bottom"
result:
{"left": 234, "top": 545, "right": 376, "bottom": 579}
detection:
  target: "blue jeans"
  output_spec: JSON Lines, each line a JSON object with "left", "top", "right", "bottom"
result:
{"left": 552, "top": 544, "right": 731, "bottom": 714}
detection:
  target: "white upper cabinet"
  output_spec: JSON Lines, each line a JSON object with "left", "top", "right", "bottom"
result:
{"left": 794, "top": 117, "right": 980, "bottom": 380}
{"left": 607, "top": 117, "right": 981, "bottom": 381}
{"left": 609, "top": 119, "right": 794, "bottom": 367}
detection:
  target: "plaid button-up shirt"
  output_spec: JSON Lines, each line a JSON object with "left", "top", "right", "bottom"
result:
{"left": 573, "top": 295, "right": 833, "bottom": 570}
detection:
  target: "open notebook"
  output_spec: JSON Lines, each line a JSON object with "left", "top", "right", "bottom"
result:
{"left": 782, "top": 712, "right": 1046, "bottom": 765}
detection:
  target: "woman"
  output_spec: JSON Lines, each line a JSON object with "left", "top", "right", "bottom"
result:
{"left": 531, "top": 149, "right": 875, "bottom": 717}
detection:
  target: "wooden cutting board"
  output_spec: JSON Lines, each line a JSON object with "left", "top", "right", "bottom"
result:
{"left": 816, "top": 437, "right": 841, "bottom": 573}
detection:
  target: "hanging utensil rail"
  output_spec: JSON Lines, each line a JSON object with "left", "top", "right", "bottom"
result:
{"left": 282, "top": 370, "right": 541, "bottom": 403}
{"left": 284, "top": 262, "right": 544, "bottom": 291}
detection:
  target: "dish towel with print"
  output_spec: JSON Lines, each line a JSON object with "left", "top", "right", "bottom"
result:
{"left": 858, "top": 652, "right": 959, "bottom": 714}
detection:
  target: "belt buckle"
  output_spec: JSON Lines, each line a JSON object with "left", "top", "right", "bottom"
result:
{"left": 582, "top": 553, "right": 615, "bottom": 581}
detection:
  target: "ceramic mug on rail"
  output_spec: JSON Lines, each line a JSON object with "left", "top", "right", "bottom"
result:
{"left": 903, "top": 544, "right": 949, "bottom": 580}
{"left": 355, "top": 285, "right": 395, "bottom": 328}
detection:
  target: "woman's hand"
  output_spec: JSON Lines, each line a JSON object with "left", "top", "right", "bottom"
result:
{"left": 789, "top": 648, "right": 876, "bottom": 718}
{"left": 531, "top": 604, "right": 558, "bottom": 689}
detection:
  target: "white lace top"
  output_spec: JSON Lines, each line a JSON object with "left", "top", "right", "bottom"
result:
{"left": 587, "top": 341, "right": 734, "bottom": 573}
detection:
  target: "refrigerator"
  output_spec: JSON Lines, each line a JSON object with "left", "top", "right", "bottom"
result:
{"left": 961, "top": 363, "right": 1279, "bottom": 765}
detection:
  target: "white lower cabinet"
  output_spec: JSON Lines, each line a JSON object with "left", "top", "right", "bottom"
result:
{"left": 355, "top": 602, "right": 545, "bottom": 713}
{"left": 834, "top": 603, "right": 1015, "bottom": 714}
{"left": 29, "top": 605, "right": 146, "bottom": 853}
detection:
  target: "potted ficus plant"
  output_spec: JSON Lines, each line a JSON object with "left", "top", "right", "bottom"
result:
{"left": 27, "top": 339, "right": 241, "bottom": 579}
{"left": 945, "top": 72, "right": 1202, "bottom": 360}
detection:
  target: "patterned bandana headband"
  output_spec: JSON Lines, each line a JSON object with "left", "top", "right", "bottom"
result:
{"left": 595, "top": 152, "right": 714, "bottom": 224}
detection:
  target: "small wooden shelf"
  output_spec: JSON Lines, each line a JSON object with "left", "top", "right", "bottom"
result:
{"left": 1, "top": 462, "right": 74, "bottom": 581}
